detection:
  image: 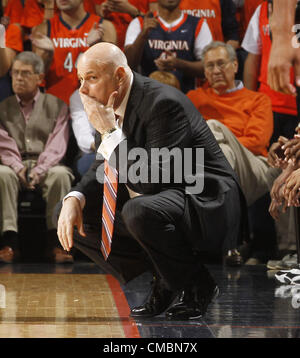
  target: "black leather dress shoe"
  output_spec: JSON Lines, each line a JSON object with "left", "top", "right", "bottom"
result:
{"left": 165, "top": 284, "right": 219, "bottom": 320}
{"left": 130, "top": 276, "right": 175, "bottom": 318}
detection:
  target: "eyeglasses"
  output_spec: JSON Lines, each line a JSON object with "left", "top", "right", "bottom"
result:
{"left": 11, "top": 70, "right": 37, "bottom": 78}
{"left": 204, "top": 60, "right": 232, "bottom": 72}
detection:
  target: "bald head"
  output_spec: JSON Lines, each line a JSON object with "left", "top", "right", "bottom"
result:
{"left": 80, "top": 42, "right": 129, "bottom": 70}
{"left": 77, "top": 42, "right": 132, "bottom": 109}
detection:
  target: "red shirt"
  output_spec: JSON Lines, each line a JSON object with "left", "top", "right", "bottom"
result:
{"left": 4, "top": 0, "right": 24, "bottom": 24}
{"left": 21, "top": 0, "right": 96, "bottom": 29}
{"left": 5, "top": 23, "right": 23, "bottom": 52}
{"left": 94, "top": 0, "right": 150, "bottom": 49}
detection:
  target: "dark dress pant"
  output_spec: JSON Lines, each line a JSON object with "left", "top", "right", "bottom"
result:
{"left": 56, "top": 188, "right": 215, "bottom": 292}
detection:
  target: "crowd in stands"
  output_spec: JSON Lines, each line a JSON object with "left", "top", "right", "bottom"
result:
{"left": 0, "top": 0, "right": 300, "bottom": 270}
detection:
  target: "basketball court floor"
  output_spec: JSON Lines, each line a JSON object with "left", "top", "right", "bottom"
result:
{"left": 0, "top": 259, "right": 299, "bottom": 340}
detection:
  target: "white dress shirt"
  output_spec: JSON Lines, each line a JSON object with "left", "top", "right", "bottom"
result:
{"left": 70, "top": 89, "right": 95, "bottom": 154}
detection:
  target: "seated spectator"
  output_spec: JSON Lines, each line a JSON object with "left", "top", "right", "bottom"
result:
{"left": 187, "top": 41, "right": 276, "bottom": 264}
{"left": 124, "top": 0, "right": 213, "bottom": 93}
{"left": 149, "top": 70, "right": 181, "bottom": 89}
{"left": 0, "top": 51, "right": 74, "bottom": 264}
{"left": 149, "top": 0, "right": 239, "bottom": 48}
{"left": 69, "top": 89, "right": 96, "bottom": 178}
{"left": 31, "top": 0, "right": 117, "bottom": 104}
{"left": 95, "top": 0, "right": 152, "bottom": 49}
{"left": 0, "top": 23, "right": 24, "bottom": 101}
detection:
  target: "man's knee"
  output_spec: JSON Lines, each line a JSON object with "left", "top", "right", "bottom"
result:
{"left": 0, "top": 165, "right": 18, "bottom": 184}
{"left": 46, "top": 166, "right": 74, "bottom": 188}
{"left": 48, "top": 165, "right": 73, "bottom": 179}
{"left": 122, "top": 197, "right": 155, "bottom": 234}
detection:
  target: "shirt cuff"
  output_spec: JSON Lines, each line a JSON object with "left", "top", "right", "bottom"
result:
{"left": 98, "top": 127, "right": 126, "bottom": 161}
{"left": 12, "top": 162, "right": 25, "bottom": 174}
{"left": 63, "top": 191, "right": 86, "bottom": 210}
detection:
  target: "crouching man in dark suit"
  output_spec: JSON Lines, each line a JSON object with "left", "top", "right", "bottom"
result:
{"left": 56, "top": 42, "right": 247, "bottom": 320}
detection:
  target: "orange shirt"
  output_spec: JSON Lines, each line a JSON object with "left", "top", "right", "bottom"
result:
{"left": 45, "top": 13, "right": 102, "bottom": 104}
{"left": 94, "top": 0, "right": 150, "bottom": 48}
{"left": 187, "top": 86, "right": 273, "bottom": 157}
{"left": 21, "top": 0, "right": 96, "bottom": 28}
{"left": 21, "top": 0, "right": 59, "bottom": 28}
{"left": 5, "top": 23, "right": 23, "bottom": 52}
{"left": 3, "top": 0, "right": 24, "bottom": 24}
{"left": 158, "top": 0, "right": 224, "bottom": 41}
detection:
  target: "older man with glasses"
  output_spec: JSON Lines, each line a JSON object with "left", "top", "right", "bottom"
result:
{"left": 187, "top": 41, "right": 277, "bottom": 265}
{"left": 0, "top": 51, "right": 74, "bottom": 264}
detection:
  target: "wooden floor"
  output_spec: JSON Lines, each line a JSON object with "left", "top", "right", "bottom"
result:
{"left": 0, "top": 260, "right": 300, "bottom": 340}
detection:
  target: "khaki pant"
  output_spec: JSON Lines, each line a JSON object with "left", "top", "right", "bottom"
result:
{"left": 207, "top": 119, "right": 275, "bottom": 206}
{"left": 0, "top": 161, "right": 74, "bottom": 233}
{"left": 207, "top": 120, "right": 296, "bottom": 249}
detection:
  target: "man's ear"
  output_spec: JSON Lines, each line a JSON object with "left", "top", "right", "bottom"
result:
{"left": 115, "top": 66, "right": 126, "bottom": 85}
{"left": 233, "top": 60, "right": 238, "bottom": 74}
{"left": 37, "top": 73, "right": 45, "bottom": 85}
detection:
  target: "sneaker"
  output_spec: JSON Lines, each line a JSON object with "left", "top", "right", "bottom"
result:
{"left": 267, "top": 259, "right": 282, "bottom": 270}
{"left": 275, "top": 285, "right": 294, "bottom": 298}
{"left": 275, "top": 269, "right": 300, "bottom": 284}
{"left": 281, "top": 253, "right": 298, "bottom": 268}
{"left": 267, "top": 253, "right": 298, "bottom": 270}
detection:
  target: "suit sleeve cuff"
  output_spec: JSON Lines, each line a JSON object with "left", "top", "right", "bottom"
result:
{"left": 63, "top": 191, "right": 86, "bottom": 210}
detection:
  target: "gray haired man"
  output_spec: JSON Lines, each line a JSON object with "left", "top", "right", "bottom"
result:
{"left": 0, "top": 51, "right": 74, "bottom": 263}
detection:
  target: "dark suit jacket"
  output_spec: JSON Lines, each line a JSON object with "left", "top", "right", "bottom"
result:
{"left": 72, "top": 72, "right": 247, "bottom": 256}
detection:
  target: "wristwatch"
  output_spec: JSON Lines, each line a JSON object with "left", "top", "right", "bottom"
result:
{"left": 101, "top": 127, "right": 117, "bottom": 141}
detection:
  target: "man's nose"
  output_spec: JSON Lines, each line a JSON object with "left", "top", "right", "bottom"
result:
{"left": 212, "top": 64, "right": 222, "bottom": 73}
{"left": 79, "top": 81, "right": 88, "bottom": 95}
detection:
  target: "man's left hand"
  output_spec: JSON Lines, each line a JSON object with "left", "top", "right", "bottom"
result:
{"left": 28, "top": 170, "right": 43, "bottom": 189}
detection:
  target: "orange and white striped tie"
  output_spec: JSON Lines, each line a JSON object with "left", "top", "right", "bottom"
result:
{"left": 101, "top": 160, "right": 118, "bottom": 260}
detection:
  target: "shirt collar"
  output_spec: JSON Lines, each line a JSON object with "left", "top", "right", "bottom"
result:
{"left": 225, "top": 80, "right": 244, "bottom": 94}
{"left": 16, "top": 88, "right": 40, "bottom": 106}
{"left": 114, "top": 71, "right": 133, "bottom": 120}
{"left": 158, "top": 11, "right": 184, "bottom": 29}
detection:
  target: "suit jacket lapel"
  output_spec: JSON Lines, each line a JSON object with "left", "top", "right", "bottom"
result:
{"left": 122, "top": 72, "right": 144, "bottom": 138}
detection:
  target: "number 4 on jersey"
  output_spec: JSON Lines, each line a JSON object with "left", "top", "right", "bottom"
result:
{"left": 63, "top": 52, "right": 83, "bottom": 72}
